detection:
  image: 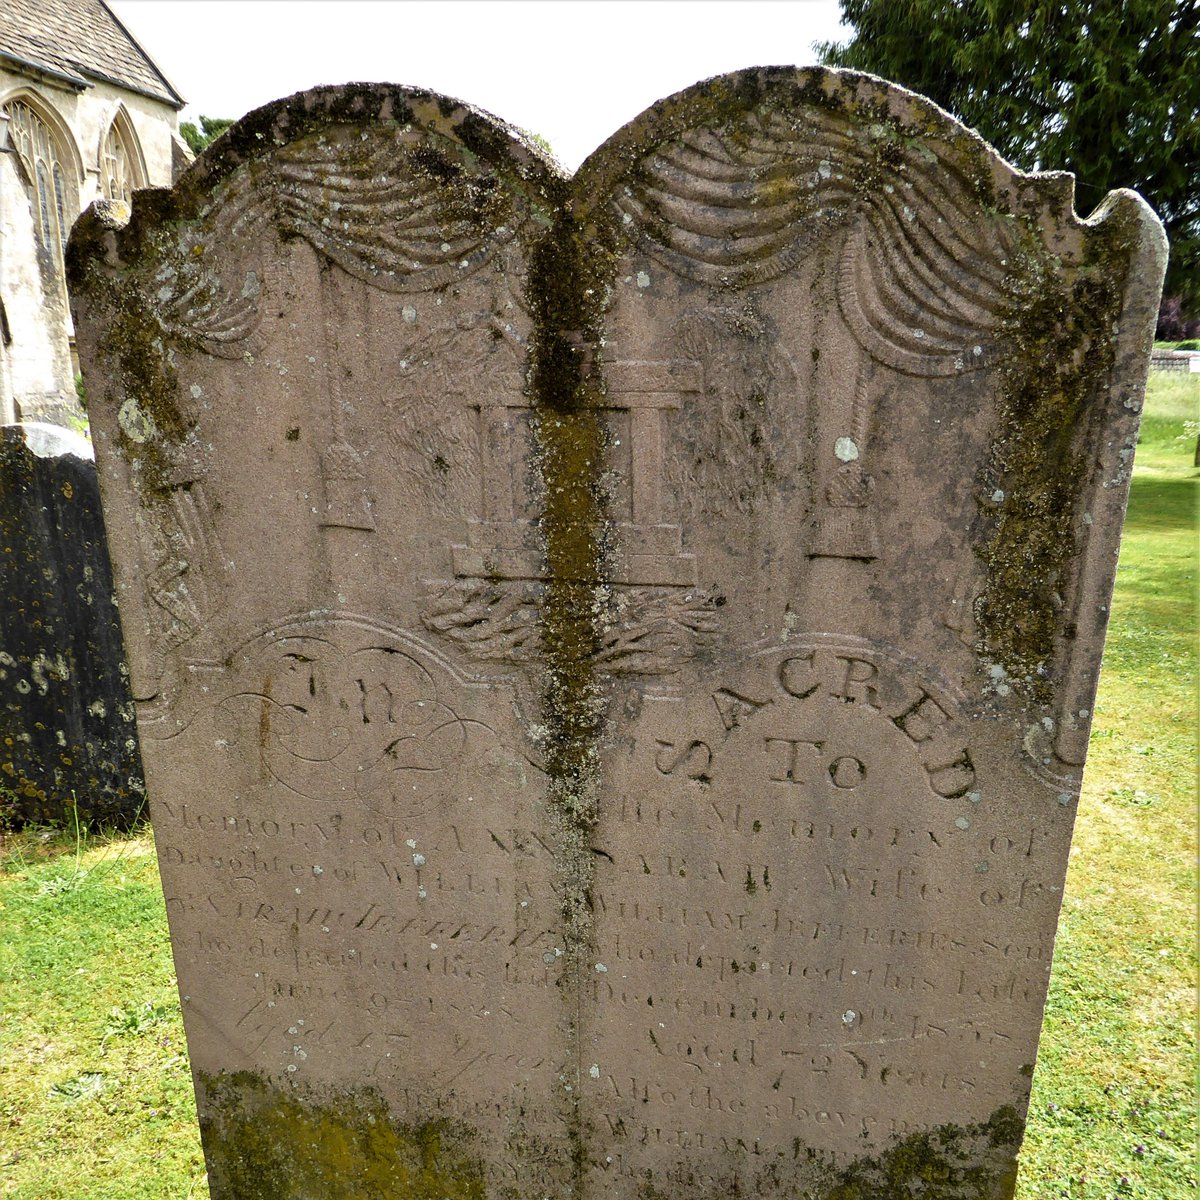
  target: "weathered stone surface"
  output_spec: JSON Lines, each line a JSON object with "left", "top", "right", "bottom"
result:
{"left": 68, "top": 70, "right": 1165, "bottom": 1199}
{"left": 0, "top": 422, "right": 144, "bottom": 828}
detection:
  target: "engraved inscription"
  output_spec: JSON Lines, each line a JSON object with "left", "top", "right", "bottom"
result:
{"left": 588, "top": 638, "right": 1036, "bottom": 1166}
{"left": 654, "top": 739, "right": 713, "bottom": 780}
{"left": 214, "top": 619, "right": 498, "bottom": 816}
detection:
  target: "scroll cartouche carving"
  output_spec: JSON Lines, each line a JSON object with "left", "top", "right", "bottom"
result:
{"left": 212, "top": 616, "right": 499, "bottom": 816}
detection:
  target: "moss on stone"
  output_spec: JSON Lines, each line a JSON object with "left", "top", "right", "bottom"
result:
{"left": 626, "top": 1104, "right": 1022, "bottom": 1199}
{"left": 65, "top": 215, "right": 193, "bottom": 502}
{"left": 198, "top": 1070, "right": 487, "bottom": 1200}
{"left": 525, "top": 204, "right": 613, "bottom": 785}
{"left": 523, "top": 180, "right": 623, "bottom": 1190}
{"left": 973, "top": 209, "right": 1136, "bottom": 704}
{"left": 825, "top": 1105, "right": 1022, "bottom": 1200}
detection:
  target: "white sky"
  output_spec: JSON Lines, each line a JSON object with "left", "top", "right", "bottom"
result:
{"left": 108, "top": 1, "right": 848, "bottom": 170}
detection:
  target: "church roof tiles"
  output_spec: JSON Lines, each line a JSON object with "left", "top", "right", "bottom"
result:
{"left": 0, "top": 0, "right": 183, "bottom": 109}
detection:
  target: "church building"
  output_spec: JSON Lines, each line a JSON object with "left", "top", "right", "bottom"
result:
{"left": 1, "top": 0, "right": 186, "bottom": 426}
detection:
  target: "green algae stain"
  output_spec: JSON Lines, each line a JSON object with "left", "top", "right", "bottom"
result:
{"left": 523, "top": 166, "right": 628, "bottom": 907}
{"left": 67, "top": 210, "right": 192, "bottom": 501}
{"left": 198, "top": 1071, "right": 487, "bottom": 1200}
{"left": 826, "top": 1105, "right": 1022, "bottom": 1200}
{"left": 973, "top": 212, "right": 1135, "bottom": 704}
{"left": 526, "top": 205, "right": 613, "bottom": 792}
{"left": 630, "top": 1105, "right": 1023, "bottom": 1200}
{"left": 523, "top": 192, "right": 622, "bottom": 1192}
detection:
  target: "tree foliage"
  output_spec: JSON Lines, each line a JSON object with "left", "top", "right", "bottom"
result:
{"left": 818, "top": 0, "right": 1199, "bottom": 313}
{"left": 1156, "top": 295, "right": 1200, "bottom": 341}
{"left": 179, "top": 115, "right": 234, "bottom": 156}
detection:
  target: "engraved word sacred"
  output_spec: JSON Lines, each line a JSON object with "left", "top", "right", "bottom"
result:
{"left": 656, "top": 643, "right": 977, "bottom": 801}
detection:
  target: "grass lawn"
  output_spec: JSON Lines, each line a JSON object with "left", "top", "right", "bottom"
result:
{"left": 0, "top": 831, "right": 207, "bottom": 1198}
{"left": 0, "top": 373, "right": 1195, "bottom": 1199}
{"left": 1015, "top": 369, "right": 1198, "bottom": 1200}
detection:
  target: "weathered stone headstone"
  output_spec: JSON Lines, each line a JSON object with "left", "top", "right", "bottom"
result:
{"left": 0, "top": 421, "right": 144, "bottom": 828}
{"left": 68, "top": 70, "right": 1165, "bottom": 1198}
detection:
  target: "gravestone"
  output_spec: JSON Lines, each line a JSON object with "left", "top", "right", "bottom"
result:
{"left": 0, "top": 421, "right": 144, "bottom": 828}
{"left": 68, "top": 69, "right": 1165, "bottom": 1199}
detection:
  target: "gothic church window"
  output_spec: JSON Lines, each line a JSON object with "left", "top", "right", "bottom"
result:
{"left": 102, "top": 119, "right": 137, "bottom": 203}
{"left": 7, "top": 100, "right": 76, "bottom": 273}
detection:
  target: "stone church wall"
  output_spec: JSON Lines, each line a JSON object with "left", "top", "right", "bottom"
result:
{"left": 0, "top": 71, "right": 181, "bottom": 426}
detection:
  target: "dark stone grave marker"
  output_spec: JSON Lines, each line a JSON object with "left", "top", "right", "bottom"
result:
{"left": 0, "top": 421, "right": 144, "bottom": 829}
